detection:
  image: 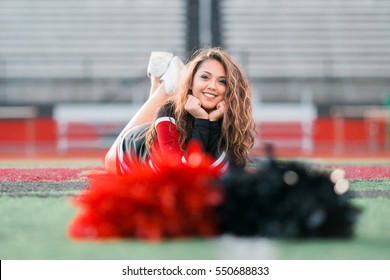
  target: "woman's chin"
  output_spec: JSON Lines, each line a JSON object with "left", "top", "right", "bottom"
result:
{"left": 201, "top": 104, "right": 217, "bottom": 112}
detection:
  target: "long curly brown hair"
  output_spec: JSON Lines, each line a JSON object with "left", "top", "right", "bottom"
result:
{"left": 146, "top": 47, "right": 256, "bottom": 167}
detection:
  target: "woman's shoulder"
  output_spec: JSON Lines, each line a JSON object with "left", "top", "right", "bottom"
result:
{"left": 157, "top": 101, "right": 175, "bottom": 118}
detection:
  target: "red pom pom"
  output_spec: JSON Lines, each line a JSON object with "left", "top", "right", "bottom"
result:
{"left": 68, "top": 143, "right": 223, "bottom": 241}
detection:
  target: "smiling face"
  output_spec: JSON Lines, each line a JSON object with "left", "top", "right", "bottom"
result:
{"left": 191, "top": 58, "right": 227, "bottom": 112}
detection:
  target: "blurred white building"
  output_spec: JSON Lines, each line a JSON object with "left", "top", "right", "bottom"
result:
{"left": 0, "top": 0, "right": 389, "bottom": 107}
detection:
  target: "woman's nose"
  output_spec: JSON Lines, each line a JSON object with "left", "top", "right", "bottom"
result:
{"left": 207, "top": 80, "right": 216, "bottom": 90}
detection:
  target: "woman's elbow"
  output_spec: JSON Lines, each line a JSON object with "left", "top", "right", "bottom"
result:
{"left": 104, "top": 148, "right": 118, "bottom": 174}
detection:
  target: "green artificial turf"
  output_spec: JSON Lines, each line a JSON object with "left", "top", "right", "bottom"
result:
{"left": 0, "top": 196, "right": 217, "bottom": 260}
{"left": 0, "top": 159, "right": 389, "bottom": 260}
{"left": 350, "top": 180, "right": 390, "bottom": 192}
{"left": 0, "top": 181, "right": 389, "bottom": 260}
{"left": 274, "top": 197, "right": 390, "bottom": 259}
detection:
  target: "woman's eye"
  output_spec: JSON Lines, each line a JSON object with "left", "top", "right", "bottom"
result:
{"left": 200, "top": 75, "right": 208, "bottom": 79}
{"left": 219, "top": 80, "right": 227, "bottom": 85}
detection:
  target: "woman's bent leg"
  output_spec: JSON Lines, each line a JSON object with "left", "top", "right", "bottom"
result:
{"left": 104, "top": 83, "right": 170, "bottom": 174}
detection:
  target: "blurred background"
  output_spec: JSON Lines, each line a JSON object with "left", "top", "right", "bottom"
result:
{"left": 0, "top": 0, "right": 389, "bottom": 158}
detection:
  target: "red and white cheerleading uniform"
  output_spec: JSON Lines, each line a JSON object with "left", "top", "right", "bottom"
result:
{"left": 116, "top": 103, "right": 229, "bottom": 175}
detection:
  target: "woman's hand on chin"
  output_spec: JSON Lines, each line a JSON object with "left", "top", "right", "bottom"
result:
{"left": 208, "top": 101, "right": 225, "bottom": 121}
{"left": 185, "top": 95, "right": 209, "bottom": 119}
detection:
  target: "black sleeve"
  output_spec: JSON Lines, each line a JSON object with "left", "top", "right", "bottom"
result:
{"left": 190, "top": 119, "right": 222, "bottom": 159}
{"left": 190, "top": 118, "right": 210, "bottom": 151}
{"left": 207, "top": 121, "right": 222, "bottom": 158}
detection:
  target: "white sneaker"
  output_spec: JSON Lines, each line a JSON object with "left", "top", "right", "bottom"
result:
{"left": 161, "top": 56, "right": 185, "bottom": 94}
{"left": 147, "top": 51, "right": 174, "bottom": 78}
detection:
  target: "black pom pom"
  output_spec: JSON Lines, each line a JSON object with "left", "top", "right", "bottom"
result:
{"left": 218, "top": 158, "right": 360, "bottom": 238}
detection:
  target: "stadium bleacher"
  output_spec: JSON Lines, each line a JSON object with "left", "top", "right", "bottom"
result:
{"left": 0, "top": 0, "right": 186, "bottom": 103}
{"left": 0, "top": 0, "right": 389, "bottom": 154}
{"left": 0, "top": 0, "right": 389, "bottom": 105}
{"left": 221, "top": 0, "right": 390, "bottom": 104}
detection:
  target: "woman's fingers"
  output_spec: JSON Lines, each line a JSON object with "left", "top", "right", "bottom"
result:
{"left": 185, "top": 95, "right": 208, "bottom": 119}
